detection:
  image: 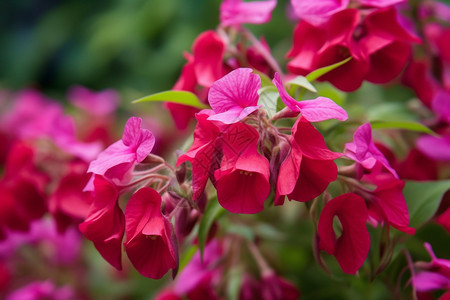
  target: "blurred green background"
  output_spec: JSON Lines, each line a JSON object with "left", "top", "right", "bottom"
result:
{"left": 0, "top": 0, "right": 292, "bottom": 100}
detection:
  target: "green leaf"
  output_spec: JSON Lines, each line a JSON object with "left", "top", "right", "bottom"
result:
{"left": 178, "top": 244, "right": 198, "bottom": 273}
{"left": 133, "top": 90, "right": 208, "bottom": 109}
{"left": 287, "top": 75, "right": 317, "bottom": 93}
{"left": 198, "top": 197, "right": 225, "bottom": 260}
{"left": 370, "top": 121, "right": 436, "bottom": 135}
{"left": 258, "top": 86, "right": 279, "bottom": 118}
{"left": 255, "top": 71, "right": 274, "bottom": 87}
{"left": 403, "top": 180, "right": 450, "bottom": 228}
{"left": 306, "top": 57, "right": 352, "bottom": 82}
{"left": 227, "top": 268, "right": 243, "bottom": 300}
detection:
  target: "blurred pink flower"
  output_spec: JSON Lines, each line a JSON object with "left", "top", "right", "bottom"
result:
{"left": 220, "top": 0, "right": 277, "bottom": 27}
{"left": 6, "top": 281, "right": 74, "bottom": 300}
{"left": 68, "top": 85, "right": 119, "bottom": 116}
{"left": 412, "top": 243, "right": 450, "bottom": 292}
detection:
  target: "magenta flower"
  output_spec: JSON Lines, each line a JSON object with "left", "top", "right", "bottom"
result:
{"left": 290, "top": 0, "right": 406, "bottom": 25}
{"left": 214, "top": 123, "right": 270, "bottom": 214}
{"left": 6, "top": 281, "right": 75, "bottom": 300}
{"left": 88, "top": 117, "right": 155, "bottom": 185}
{"left": 417, "top": 133, "right": 450, "bottom": 162}
{"left": 207, "top": 68, "right": 262, "bottom": 124}
{"left": 272, "top": 72, "right": 348, "bottom": 122}
{"left": 412, "top": 243, "right": 450, "bottom": 292}
{"left": 173, "top": 240, "right": 222, "bottom": 296}
{"left": 220, "top": 0, "right": 277, "bottom": 27}
{"left": 78, "top": 176, "right": 125, "bottom": 270}
{"left": 291, "top": 0, "right": 349, "bottom": 25}
{"left": 432, "top": 90, "right": 450, "bottom": 124}
{"left": 124, "top": 187, "right": 178, "bottom": 279}
{"left": 68, "top": 85, "right": 119, "bottom": 116}
{"left": 288, "top": 7, "right": 421, "bottom": 91}
{"left": 261, "top": 272, "right": 300, "bottom": 300}
{"left": 345, "top": 123, "right": 399, "bottom": 178}
{"left": 318, "top": 193, "right": 370, "bottom": 274}
{"left": 275, "top": 117, "right": 341, "bottom": 205}
{"left": 363, "top": 174, "right": 415, "bottom": 235}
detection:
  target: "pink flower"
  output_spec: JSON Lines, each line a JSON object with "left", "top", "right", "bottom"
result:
{"left": 220, "top": 0, "right": 277, "bottom": 27}
{"left": 437, "top": 207, "right": 450, "bottom": 233}
{"left": 124, "top": 187, "right": 178, "bottom": 279}
{"left": 432, "top": 90, "right": 450, "bottom": 124}
{"left": 291, "top": 0, "right": 349, "bottom": 25}
{"left": 318, "top": 193, "right": 370, "bottom": 274}
{"left": 345, "top": 123, "right": 399, "bottom": 178}
{"left": 272, "top": 72, "right": 348, "bottom": 122}
{"left": 87, "top": 117, "right": 155, "bottom": 185}
{"left": 6, "top": 281, "right": 75, "bottom": 300}
{"left": 417, "top": 133, "right": 450, "bottom": 162}
{"left": 214, "top": 123, "right": 270, "bottom": 214}
{"left": 207, "top": 68, "right": 262, "bottom": 124}
{"left": 173, "top": 240, "right": 222, "bottom": 296}
{"left": 67, "top": 85, "right": 119, "bottom": 116}
{"left": 78, "top": 176, "right": 125, "bottom": 270}
{"left": 412, "top": 243, "right": 450, "bottom": 292}
{"left": 275, "top": 117, "right": 341, "bottom": 205}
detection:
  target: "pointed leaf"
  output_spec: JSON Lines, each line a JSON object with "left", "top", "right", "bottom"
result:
{"left": 133, "top": 91, "right": 208, "bottom": 109}
{"left": 370, "top": 120, "right": 436, "bottom": 135}
{"left": 287, "top": 75, "right": 317, "bottom": 93}
{"left": 306, "top": 57, "right": 352, "bottom": 82}
{"left": 403, "top": 180, "right": 450, "bottom": 228}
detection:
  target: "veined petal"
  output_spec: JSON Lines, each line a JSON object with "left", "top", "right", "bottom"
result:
{"left": 220, "top": 0, "right": 277, "bottom": 27}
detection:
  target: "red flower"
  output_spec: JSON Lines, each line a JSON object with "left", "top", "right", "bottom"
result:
{"left": 124, "top": 187, "right": 178, "bottom": 279}
{"left": 275, "top": 117, "right": 341, "bottom": 205}
{"left": 288, "top": 7, "right": 420, "bottom": 91}
{"left": 214, "top": 124, "right": 270, "bottom": 214}
{"left": 318, "top": 193, "right": 370, "bottom": 274}
{"left": 78, "top": 176, "right": 125, "bottom": 270}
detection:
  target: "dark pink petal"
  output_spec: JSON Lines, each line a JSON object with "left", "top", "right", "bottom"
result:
{"left": 215, "top": 141, "right": 270, "bottom": 214}
{"left": 432, "top": 90, "right": 450, "bottom": 124}
{"left": 291, "top": 0, "right": 349, "bottom": 25}
{"left": 288, "top": 157, "right": 337, "bottom": 202}
{"left": 124, "top": 187, "right": 177, "bottom": 279}
{"left": 365, "top": 41, "right": 411, "bottom": 83}
{"left": 366, "top": 175, "right": 415, "bottom": 234}
{"left": 208, "top": 68, "right": 261, "bottom": 123}
{"left": 402, "top": 60, "right": 438, "bottom": 108}
{"left": 177, "top": 114, "right": 222, "bottom": 199}
{"left": 220, "top": 0, "right": 277, "bottom": 27}
{"left": 417, "top": 134, "right": 450, "bottom": 161}
{"left": 78, "top": 177, "right": 124, "bottom": 270}
{"left": 287, "top": 22, "right": 327, "bottom": 74}
{"left": 193, "top": 31, "right": 226, "bottom": 87}
{"left": 437, "top": 207, "right": 450, "bottom": 233}
{"left": 276, "top": 139, "right": 302, "bottom": 196}
{"left": 261, "top": 272, "right": 300, "bottom": 300}
{"left": 318, "top": 193, "right": 370, "bottom": 274}
{"left": 292, "top": 117, "right": 342, "bottom": 160}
